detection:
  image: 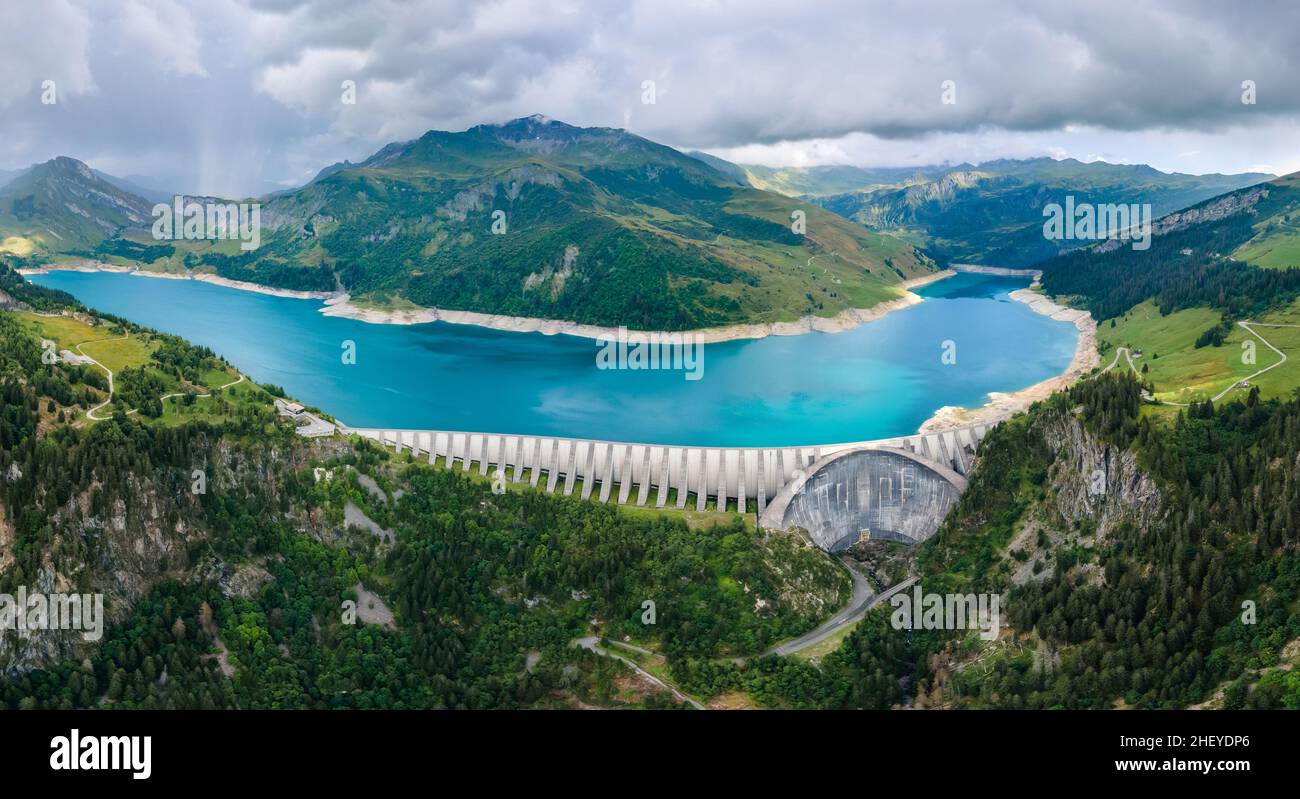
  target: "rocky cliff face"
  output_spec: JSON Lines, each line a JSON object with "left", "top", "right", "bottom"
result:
{"left": 0, "top": 434, "right": 346, "bottom": 676}
{"left": 1000, "top": 408, "right": 1163, "bottom": 589}
{"left": 0, "top": 288, "right": 30, "bottom": 312}
{"left": 1093, "top": 186, "right": 1268, "bottom": 253}
{"left": 901, "top": 170, "right": 985, "bottom": 208}
{"left": 1036, "top": 411, "right": 1162, "bottom": 536}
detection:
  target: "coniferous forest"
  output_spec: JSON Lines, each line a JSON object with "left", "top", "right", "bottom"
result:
{"left": 4, "top": 252, "right": 1300, "bottom": 708}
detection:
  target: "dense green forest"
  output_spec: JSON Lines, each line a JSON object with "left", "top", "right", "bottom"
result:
{"left": 3, "top": 250, "right": 1299, "bottom": 709}
{"left": 8, "top": 363, "right": 1295, "bottom": 709}
{"left": 868, "top": 373, "right": 1300, "bottom": 708}
{"left": 0, "top": 405, "right": 850, "bottom": 708}
{"left": 0, "top": 260, "right": 87, "bottom": 312}
{"left": 1040, "top": 181, "right": 1300, "bottom": 332}
{"left": 0, "top": 270, "right": 853, "bottom": 708}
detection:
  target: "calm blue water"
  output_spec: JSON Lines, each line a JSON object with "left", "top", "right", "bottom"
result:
{"left": 30, "top": 271, "right": 1076, "bottom": 446}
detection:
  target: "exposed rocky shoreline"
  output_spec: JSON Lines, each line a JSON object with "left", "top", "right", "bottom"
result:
{"left": 17, "top": 261, "right": 336, "bottom": 300}
{"left": 318, "top": 270, "right": 957, "bottom": 342}
{"left": 919, "top": 288, "right": 1099, "bottom": 433}
{"left": 949, "top": 263, "right": 1042, "bottom": 278}
{"left": 19, "top": 261, "right": 1096, "bottom": 437}
{"left": 24, "top": 261, "right": 956, "bottom": 344}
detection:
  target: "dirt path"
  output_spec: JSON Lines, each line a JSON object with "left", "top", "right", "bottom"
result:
{"left": 75, "top": 330, "right": 246, "bottom": 421}
{"left": 1105, "top": 320, "right": 1291, "bottom": 406}
{"left": 574, "top": 636, "right": 705, "bottom": 709}
{"left": 1100, "top": 345, "right": 1190, "bottom": 406}
{"left": 1100, "top": 346, "right": 1135, "bottom": 374}
{"left": 74, "top": 333, "right": 129, "bottom": 421}
{"left": 159, "top": 372, "right": 246, "bottom": 402}
{"left": 1210, "top": 321, "right": 1289, "bottom": 402}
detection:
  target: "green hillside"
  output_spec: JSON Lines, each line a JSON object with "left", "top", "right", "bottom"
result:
{"left": 9, "top": 119, "right": 938, "bottom": 331}
{"left": 703, "top": 155, "right": 1273, "bottom": 268}
{"left": 1041, "top": 171, "right": 1300, "bottom": 322}
{"left": 1232, "top": 173, "right": 1300, "bottom": 270}
{"left": 217, "top": 116, "right": 937, "bottom": 330}
{"left": 1043, "top": 172, "right": 1300, "bottom": 409}
{"left": 734, "top": 162, "right": 942, "bottom": 197}
{"left": 0, "top": 157, "right": 153, "bottom": 255}
{"left": 1097, "top": 300, "right": 1300, "bottom": 405}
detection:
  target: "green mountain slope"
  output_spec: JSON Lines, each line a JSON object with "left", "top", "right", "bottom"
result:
{"left": 1040, "top": 171, "right": 1300, "bottom": 320}
{"left": 828, "top": 159, "right": 1274, "bottom": 266}
{"left": 0, "top": 157, "right": 154, "bottom": 255}
{"left": 192, "top": 115, "right": 935, "bottom": 330}
{"left": 1035, "top": 172, "right": 1300, "bottom": 408}
{"left": 897, "top": 373, "right": 1300, "bottom": 709}
{"left": 700, "top": 155, "right": 1273, "bottom": 268}
{"left": 735, "top": 162, "right": 946, "bottom": 198}
{"left": 1230, "top": 172, "right": 1300, "bottom": 269}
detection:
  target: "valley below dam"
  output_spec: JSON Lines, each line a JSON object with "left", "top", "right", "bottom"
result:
{"left": 29, "top": 270, "right": 1079, "bottom": 447}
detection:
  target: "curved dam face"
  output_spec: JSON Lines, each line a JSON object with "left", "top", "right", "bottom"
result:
{"left": 759, "top": 447, "right": 967, "bottom": 552}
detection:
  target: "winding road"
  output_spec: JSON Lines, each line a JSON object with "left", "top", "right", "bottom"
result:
{"left": 1209, "top": 321, "right": 1290, "bottom": 402}
{"left": 1100, "top": 345, "right": 1136, "bottom": 375}
{"left": 765, "top": 571, "right": 919, "bottom": 658}
{"left": 158, "top": 372, "right": 246, "bottom": 403}
{"left": 73, "top": 333, "right": 128, "bottom": 421}
{"left": 571, "top": 567, "right": 921, "bottom": 708}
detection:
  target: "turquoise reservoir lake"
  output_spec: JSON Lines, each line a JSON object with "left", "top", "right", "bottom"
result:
{"left": 30, "top": 271, "right": 1077, "bottom": 447}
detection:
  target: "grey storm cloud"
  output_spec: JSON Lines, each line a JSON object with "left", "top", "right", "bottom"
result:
{"left": 1, "top": 0, "right": 1297, "bottom": 195}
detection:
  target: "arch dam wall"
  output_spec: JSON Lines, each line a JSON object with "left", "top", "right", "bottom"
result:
{"left": 757, "top": 447, "right": 966, "bottom": 551}
{"left": 342, "top": 423, "right": 992, "bottom": 522}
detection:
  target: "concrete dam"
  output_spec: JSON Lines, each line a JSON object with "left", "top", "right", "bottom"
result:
{"left": 757, "top": 447, "right": 965, "bottom": 551}
{"left": 346, "top": 423, "right": 991, "bottom": 548}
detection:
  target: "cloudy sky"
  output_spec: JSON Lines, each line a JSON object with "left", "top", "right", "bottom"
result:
{"left": 3, "top": 0, "right": 1298, "bottom": 196}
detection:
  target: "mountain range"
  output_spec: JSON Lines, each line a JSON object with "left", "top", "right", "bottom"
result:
{"left": 693, "top": 155, "right": 1274, "bottom": 267}
{"left": 0, "top": 157, "right": 154, "bottom": 255}
{"left": 0, "top": 116, "right": 938, "bottom": 331}
{"left": 0, "top": 117, "right": 1290, "bottom": 330}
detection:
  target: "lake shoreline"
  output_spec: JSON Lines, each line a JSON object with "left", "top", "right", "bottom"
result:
{"left": 24, "top": 262, "right": 1096, "bottom": 439}
{"left": 18, "top": 261, "right": 337, "bottom": 301}
{"left": 22, "top": 261, "right": 956, "bottom": 344}
{"left": 919, "top": 288, "right": 1099, "bottom": 433}
{"left": 317, "top": 270, "right": 957, "bottom": 343}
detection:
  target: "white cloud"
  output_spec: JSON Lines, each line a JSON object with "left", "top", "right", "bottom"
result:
{"left": 112, "top": 0, "right": 209, "bottom": 78}
{"left": 0, "top": 0, "right": 96, "bottom": 107}
{"left": 254, "top": 47, "right": 370, "bottom": 114}
{"left": 703, "top": 123, "right": 1300, "bottom": 178}
{"left": 1, "top": 0, "right": 1298, "bottom": 194}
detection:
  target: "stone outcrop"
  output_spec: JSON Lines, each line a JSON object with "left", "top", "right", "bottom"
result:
{"left": 1094, "top": 186, "right": 1268, "bottom": 253}
{"left": 0, "top": 435, "right": 350, "bottom": 676}
{"left": 1036, "top": 411, "right": 1161, "bottom": 537}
